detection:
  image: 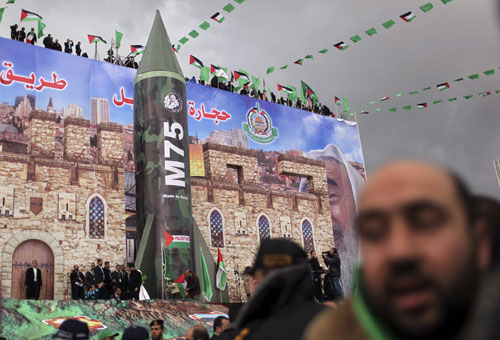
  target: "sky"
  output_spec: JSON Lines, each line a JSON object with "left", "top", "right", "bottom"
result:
{"left": 1, "top": 0, "right": 499, "bottom": 198}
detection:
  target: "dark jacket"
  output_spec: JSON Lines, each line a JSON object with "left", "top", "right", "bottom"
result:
{"left": 324, "top": 253, "right": 341, "bottom": 277}
{"left": 70, "top": 270, "right": 85, "bottom": 287}
{"left": 43, "top": 36, "right": 52, "bottom": 48}
{"left": 233, "top": 264, "right": 324, "bottom": 340}
{"left": 187, "top": 275, "right": 201, "bottom": 297}
{"left": 85, "top": 270, "right": 96, "bottom": 290}
{"left": 94, "top": 266, "right": 105, "bottom": 284}
{"left": 103, "top": 267, "right": 112, "bottom": 288}
{"left": 53, "top": 42, "right": 62, "bottom": 51}
{"left": 111, "top": 270, "right": 124, "bottom": 289}
{"left": 25, "top": 267, "right": 42, "bottom": 287}
{"left": 128, "top": 269, "right": 142, "bottom": 291}
{"left": 75, "top": 43, "right": 81, "bottom": 56}
{"left": 308, "top": 258, "right": 323, "bottom": 280}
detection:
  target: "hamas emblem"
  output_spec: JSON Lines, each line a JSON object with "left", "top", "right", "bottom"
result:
{"left": 242, "top": 102, "right": 278, "bottom": 144}
{"left": 164, "top": 91, "right": 182, "bottom": 113}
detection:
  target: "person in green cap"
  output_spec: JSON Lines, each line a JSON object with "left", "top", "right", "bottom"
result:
{"left": 98, "top": 329, "right": 119, "bottom": 340}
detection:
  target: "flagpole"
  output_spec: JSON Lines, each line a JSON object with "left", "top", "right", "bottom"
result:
{"left": 335, "top": 100, "right": 339, "bottom": 118}
{"left": 94, "top": 41, "right": 98, "bottom": 60}
{"left": 161, "top": 244, "right": 165, "bottom": 300}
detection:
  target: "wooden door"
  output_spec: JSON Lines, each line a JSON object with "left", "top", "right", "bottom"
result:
{"left": 11, "top": 240, "right": 55, "bottom": 300}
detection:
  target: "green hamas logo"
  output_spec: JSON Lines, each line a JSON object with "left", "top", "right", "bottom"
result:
{"left": 242, "top": 102, "right": 278, "bottom": 144}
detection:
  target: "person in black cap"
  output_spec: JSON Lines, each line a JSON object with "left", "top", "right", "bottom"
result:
{"left": 232, "top": 238, "right": 324, "bottom": 340}
{"left": 149, "top": 319, "right": 165, "bottom": 340}
{"left": 122, "top": 326, "right": 149, "bottom": 340}
{"left": 52, "top": 319, "right": 89, "bottom": 340}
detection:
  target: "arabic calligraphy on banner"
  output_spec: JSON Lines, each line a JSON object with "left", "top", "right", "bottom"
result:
{"left": 113, "top": 86, "right": 134, "bottom": 108}
{"left": 187, "top": 100, "right": 231, "bottom": 124}
{"left": 0, "top": 61, "right": 67, "bottom": 91}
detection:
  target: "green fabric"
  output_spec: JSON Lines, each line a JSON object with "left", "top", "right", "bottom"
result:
{"left": 402, "top": 105, "right": 412, "bottom": 110}
{"left": 6, "top": 0, "right": 14, "bottom": 3}
{"left": 454, "top": 78, "right": 463, "bottom": 82}
{"left": 287, "top": 85, "right": 298, "bottom": 101}
{"left": 223, "top": 3, "right": 235, "bottom": 12}
{"left": 179, "top": 36, "right": 189, "bottom": 44}
{"left": 305, "top": 54, "right": 314, "bottom": 59}
{"left": 448, "top": 97, "right": 457, "bottom": 102}
{"left": 134, "top": 71, "right": 185, "bottom": 84}
{"left": 251, "top": 76, "right": 261, "bottom": 92}
{"left": 300, "top": 80, "right": 319, "bottom": 106}
{"left": 484, "top": 69, "right": 495, "bottom": 76}
{"left": 350, "top": 35, "right": 362, "bottom": 43}
{"left": 409, "top": 90, "right": 419, "bottom": 95}
{"left": 200, "top": 247, "right": 213, "bottom": 301}
{"left": 382, "top": 20, "right": 395, "bottom": 29}
{"left": 365, "top": 28, "right": 377, "bottom": 36}
{"left": 464, "top": 95, "right": 473, "bottom": 99}
{"left": 441, "top": 0, "right": 453, "bottom": 3}
{"left": 200, "top": 66, "right": 210, "bottom": 82}
{"left": 318, "top": 48, "right": 329, "bottom": 53}
{"left": 279, "top": 64, "right": 288, "bottom": 70}
{"left": 420, "top": 3, "right": 434, "bottom": 12}
{"left": 115, "top": 30, "right": 123, "bottom": 48}
{"left": 234, "top": 0, "right": 246, "bottom": 3}
{"left": 37, "top": 20, "right": 46, "bottom": 38}
{"left": 496, "top": 90, "right": 500, "bottom": 94}
{"left": 189, "top": 30, "right": 199, "bottom": 38}
{"left": 162, "top": 245, "right": 172, "bottom": 279}
{"left": 422, "top": 87, "right": 431, "bottom": 91}
{"left": 433, "top": 100, "right": 443, "bottom": 104}
{"left": 395, "top": 92, "right": 404, "bottom": 97}
{"left": 388, "top": 108, "right": 397, "bottom": 112}
{"left": 468, "top": 73, "right": 479, "bottom": 80}
{"left": 374, "top": 108, "right": 382, "bottom": 112}
{"left": 368, "top": 101, "right": 376, "bottom": 105}
{"left": 199, "top": 21, "right": 210, "bottom": 30}
{"left": 266, "top": 66, "right": 275, "bottom": 74}
{"left": 0, "top": 7, "right": 6, "bottom": 24}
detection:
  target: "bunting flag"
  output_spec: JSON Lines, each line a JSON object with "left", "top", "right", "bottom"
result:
{"left": 189, "top": 30, "right": 200, "bottom": 39}
{"left": 454, "top": 78, "right": 464, "bottom": 82}
{"left": 216, "top": 248, "right": 227, "bottom": 291}
{"left": 395, "top": 92, "right": 404, "bottom": 97}
{"left": 211, "top": 12, "right": 225, "bottom": 23}
{"left": 409, "top": 90, "right": 419, "bottom": 95}
{"left": 172, "top": 44, "right": 181, "bottom": 53}
{"left": 179, "top": 37, "right": 189, "bottom": 44}
{"left": 484, "top": 69, "right": 495, "bottom": 76}
{"left": 417, "top": 103, "right": 428, "bottom": 109}
{"left": 382, "top": 20, "right": 396, "bottom": 29}
{"left": 468, "top": 74, "right": 479, "bottom": 80}
{"left": 199, "top": 21, "right": 210, "bottom": 30}
{"left": 223, "top": 3, "right": 235, "bottom": 13}
{"left": 400, "top": 11, "right": 416, "bottom": 22}
{"left": 294, "top": 59, "right": 303, "bottom": 65}
{"left": 21, "top": 8, "right": 42, "bottom": 21}
{"left": 318, "top": 48, "right": 329, "bottom": 53}
{"left": 130, "top": 45, "right": 145, "bottom": 54}
{"left": 402, "top": 105, "right": 412, "bottom": 110}
{"left": 200, "top": 247, "right": 213, "bottom": 301}
{"left": 420, "top": 3, "right": 434, "bottom": 12}
{"left": 464, "top": 95, "right": 474, "bottom": 99}
{"left": 189, "top": 55, "right": 204, "bottom": 69}
{"left": 479, "top": 91, "right": 492, "bottom": 97}
{"left": 300, "top": 80, "right": 319, "bottom": 106}
{"left": 441, "top": 0, "right": 453, "bottom": 4}
{"left": 360, "top": 111, "right": 369, "bottom": 114}
{"left": 334, "top": 41, "right": 349, "bottom": 50}
{"left": 88, "top": 34, "right": 107, "bottom": 44}
{"left": 266, "top": 66, "right": 275, "bottom": 74}
{"left": 365, "top": 27, "right": 377, "bottom": 36}
{"left": 305, "top": 54, "right": 314, "bottom": 59}
{"left": 437, "top": 82, "right": 450, "bottom": 91}
{"left": 0, "top": 7, "right": 5, "bottom": 24}
{"left": 422, "top": 86, "right": 431, "bottom": 91}
{"left": 388, "top": 108, "right": 397, "bottom": 112}
{"left": 6, "top": 0, "right": 15, "bottom": 3}
{"left": 448, "top": 97, "right": 457, "bottom": 102}
{"left": 115, "top": 30, "right": 123, "bottom": 48}
{"left": 350, "top": 35, "right": 362, "bottom": 43}
{"left": 380, "top": 96, "right": 390, "bottom": 101}
{"left": 433, "top": 100, "right": 443, "bottom": 104}
{"left": 279, "top": 65, "right": 288, "bottom": 70}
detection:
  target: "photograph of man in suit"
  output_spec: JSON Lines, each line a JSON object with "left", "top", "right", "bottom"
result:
{"left": 25, "top": 260, "right": 42, "bottom": 299}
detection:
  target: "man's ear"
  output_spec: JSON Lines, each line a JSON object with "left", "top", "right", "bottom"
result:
{"left": 474, "top": 220, "right": 492, "bottom": 271}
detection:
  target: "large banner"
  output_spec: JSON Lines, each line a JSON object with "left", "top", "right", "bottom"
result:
{"left": 0, "top": 37, "right": 365, "bottom": 297}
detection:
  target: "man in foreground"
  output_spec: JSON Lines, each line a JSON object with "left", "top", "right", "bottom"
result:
{"left": 185, "top": 325, "right": 209, "bottom": 340}
{"left": 306, "top": 160, "right": 491, "bottom": 340}
{"left": 150, "top": 319, "right": 165, "bottom": 340}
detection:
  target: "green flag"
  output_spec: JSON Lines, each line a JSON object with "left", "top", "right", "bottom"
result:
{"left": 318, "top": 48, "right": 329, "bottom": 53}
{"left": 300, "top": 80, "right": 319, "bottom": 106}
{"left": 37, "top": 20, "right": 46, "bottom": 38}
{"left": 496, "top": 90, "right": 500, "bottom": 94}
{"left": 468, "top": 74, "right": 479, "bottom": 80}
{"left": 433, "top": 100, "right": 443, "bottom": 104}
{"left": 365, "top": 28, "right": 377, "bottom": 36}
{"left": 484, "top": 69, "right": 495, "bottom": 76}
{"left": 189, "top": 30, "right": 199, "bottom": 38}
{"left": 422, "top": 87, "right": 431, "bottom": 91}
{"left": 115, "top": 30, "right": 123, "bottom": 48}
{"left": 200, "top": 247, "right": 213, "bottom": 301}
{"left": 382, "top": 20, "right": 395, "bottom": 29}
{"left": 200, "top": 66, "right": 210, "bottom": 82}
{"left": 216, "top": 248, "right": 227, "bottom": 290}
{"left": 287, "top": 85, "right": 298, "bottom": 101}
{"left": 179, "top": 36, "right": 189, "bottom": 44}
{"left": 441, "top": 0, "right": 453, "bottom": 4}
{"left": 368, "top": 101, "right": 376, "bottom": 105}
{"left": 395, "top": 92, "right": 404, "bottom": 97}
{"left": 388, "top": 108, "right": 397, "bottom": 112}
{"left": 420, "top": 3, "right": 434, "bottom": 12}
{"left": 199, "top": 21, "right": 210, "bottom": 30}
{"left": 279, "top": 65, "right": 288, "bottom": 70}
{"left": 6, "top": 0, "right": 14, "bottom": 3}
{"left": 223, "top": 3, "right": 235, "bottom": 12}
{"left": 251, "top": 75, "right": 261, "bottom": 92}
{"left": 409, "top": 90, "right": 419, "bottom": 95}
{"left": 402, "top": 105, "right": 412, "bottom": 110}
{"left": 234, "top": 0, "right": 245, "bottom": 3}
{"left": 350, "top": 35, "right": 362, "bottom": 43}
{"left": 305, "top": 54, "right": 314, "bottom": 59}
{"left": 454, "top": 78, "right": 464, "bottom": 82}
{"left": 448, "top": 97, "right": 457, "bottom": 102}
{"left": 0, "top": 7, "right": 5, "bottom": 24}
{"left": 374, "top": 108, "right": 382, "bottom": 112}
{"left": 162, "top": 245, "right": 172, "bottom": 280}
{"left": 343, "top": 96, "right": 349, "bottom": 112}
{"left": 266, "top": 66, "right": 275, "bottom": 74}
{"left": 464, "top": 95, "right": 473, "bottom": 99}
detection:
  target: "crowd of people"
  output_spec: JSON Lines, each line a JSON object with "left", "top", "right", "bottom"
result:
{"left": 26, "top": 159, "right": 500, "bottom": 339}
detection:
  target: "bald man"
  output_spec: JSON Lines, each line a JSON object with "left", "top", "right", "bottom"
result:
{"left": 185, "top": 325, "right": 209, "bottom": 340}
{"left": 305, "top": 160, "right": 490, "bottom": 340}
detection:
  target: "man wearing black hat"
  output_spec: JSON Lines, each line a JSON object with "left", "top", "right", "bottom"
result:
{"left": 150, "top": 319, "right": 165, "bottom": 340}
{"left": 52, "top": 319, "right": 89, "bottom": 340}
{"left": 232, "top": 239, "right": 324, "bottom": 340}
{"left": 122, "top": 326, "right": 149, "bottom": 340}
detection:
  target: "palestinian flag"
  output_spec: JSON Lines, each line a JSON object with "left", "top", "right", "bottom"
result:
{"left": 277, "top": 84, "right": 294, "bottom": 94}
{"left": 380, "top": 96, "right": 390, "bottom": 101}
{"left": 479, "top": 91, "right": 492, "bottom": 97}
{"left": 130, "top": 44, "right": 145, "bottom": 54}
{"left": 88, "top": 34, "right": 107, "bottom": 44}
{"left": 172, "top": 44, "right": 181, "bottom": 53}
{"left": 211, "top": 12, "right": 225, "bottom": 23}
{"left": 334, "top": 96, "right": 341, "bottom": 105}
{"left": 437, "top": 82, "right": 450, "bottom": 91}
{"left": 210, "top": 65, "right": 228, "bottom": 80}
{"left": 234, "top": 70, "right": 250, "bottom": 84}
{"left": 300, "top": 80, "right": 319, "bottom": 106}
{"left": 174, "top": 273, "right": 187, "bottom": 298}
{"left": 21, "top": 9, "right": 42, "bottom": 21}
{"left": 164, "top": 230, "right": 190, "bottom": 249}
{"left": 417, "top": 103, "right": 428, "bottom": 109}
{"left": 294, "top": 59, "right": 303, "bottom": 65}
{"left": 334, "top": 41, "right": 348, "bottom": 51}
{"left": 189, "top": 55, "right": 204, "bottom": 69}
{"left": 400, "top": 11, "right": 416, "bottom": 22}
{"left": 216, "top": 248, "right": 227, "bottom": 290}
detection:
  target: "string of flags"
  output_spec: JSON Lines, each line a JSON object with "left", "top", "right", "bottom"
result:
{"left": 173, "top": 0, "right": 246, "bottom": 53}
{"left": 358, "top": 90, "right": 499, "bottom": 115}
{"left": 358, "top": 67, "right": 499, "bottom": 110}
{"left": 265, "top": 0, "right": 454, "bottom": 75}
{"left": 0, "top": 0, "right": 15, "bottom": 25}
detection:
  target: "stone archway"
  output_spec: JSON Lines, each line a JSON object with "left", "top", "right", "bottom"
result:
{"left": 2, "top": 230, "right": 65, "bottom": 300}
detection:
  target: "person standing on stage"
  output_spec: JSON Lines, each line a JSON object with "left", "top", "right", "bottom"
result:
{"left": 70, "top": 264, "right": 85, "bottom": 300}
{"left": 103, "top": 261, "right": 112, "bottom": 299}
{"left": 25, "top": 260, "right": 42, "bottom": 299}
{"left": 85, "top": 262, "right": 96, "bottom": 293}
{"left": 127, "top": 263, "right": 142, "bottom": 300}
{"left": 308, "top": 251, "right": 324, "bottom": 302}
{"left": 10, "top": 24, "right": 18, "bottom": 40}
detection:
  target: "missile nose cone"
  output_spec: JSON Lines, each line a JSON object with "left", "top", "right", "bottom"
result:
{"left": 136, "top": 10, "right": 184, "bottom": 78}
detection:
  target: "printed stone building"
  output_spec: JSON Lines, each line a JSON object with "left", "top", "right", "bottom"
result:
{"left": 0, "top": 110, "right": 125, "bottom": 300}
{"left": 192, "top": 143, "right": 333, "bottom": 301}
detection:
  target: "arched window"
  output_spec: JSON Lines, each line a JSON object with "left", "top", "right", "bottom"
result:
{"left": 210, "top": 210, "right": 224, "bottom": 247}
{"left": 302, "top": 219, "right": 315, "bottom": 253}
{"left": 258, "top": 215, "right": 271, "bottom": 241}
{"left": 89, "top": 196, "right": 105, "bottom": 239}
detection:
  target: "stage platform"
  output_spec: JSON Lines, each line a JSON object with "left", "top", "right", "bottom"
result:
{"left": 0, "top": 298, "right": 228, "bottom": 339}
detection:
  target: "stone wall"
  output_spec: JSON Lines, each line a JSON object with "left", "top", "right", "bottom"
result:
{"left": 28, "top": 110, "right": 56, "bottom": 158}
{"left": 97, "top": 123, "right": 123, "bottom": 166}
{"left": 64, "top": 117, "right": 91, "bottom": 163}
{"left": 191, "top": 143, "right": 333, "bottom": 302}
